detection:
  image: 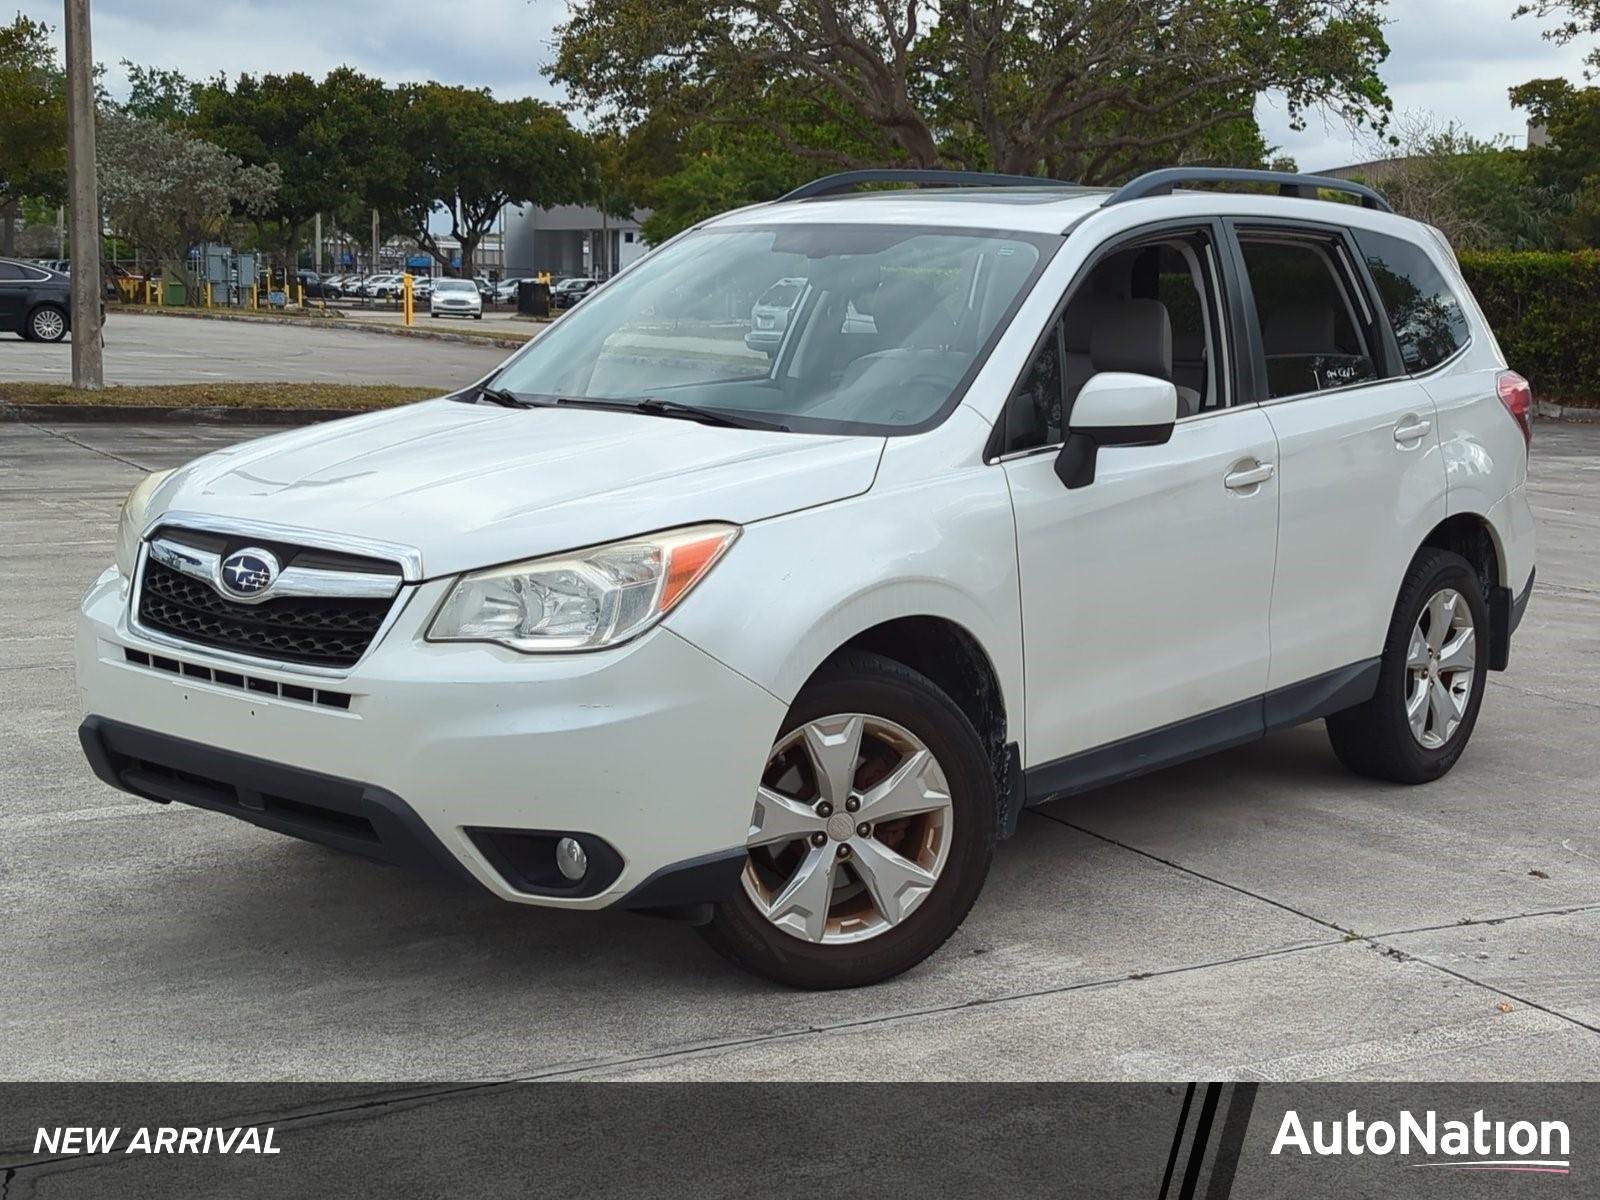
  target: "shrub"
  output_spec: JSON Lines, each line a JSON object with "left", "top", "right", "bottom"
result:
{"left": 1457, "top": 250, "right": 1600, "bottom": 404}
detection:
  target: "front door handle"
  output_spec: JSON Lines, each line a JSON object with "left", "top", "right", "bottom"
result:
{"left": 1394, "top": 416, "right": 1432, "bottom": 444}
{"left": 1224, "top": 461, "right": 1275, "bottom": 491}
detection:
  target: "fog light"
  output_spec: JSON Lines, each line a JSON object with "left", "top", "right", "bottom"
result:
{"left": 555, "top": 836, "right": 588, "bottom": 882}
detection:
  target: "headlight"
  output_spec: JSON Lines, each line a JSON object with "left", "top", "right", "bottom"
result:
{"left": 114, "top": 468, "right": 176, "bottom": 579}
{"left": 428, "top": 523, "right": 739, "bottom": 653}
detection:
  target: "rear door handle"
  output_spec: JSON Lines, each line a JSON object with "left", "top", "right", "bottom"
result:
{"left": 1394, "top": 417, "right": 1432, "bottom": 443}
{"left": 1224, "top": 462, "right": 1275, "bottom": 490}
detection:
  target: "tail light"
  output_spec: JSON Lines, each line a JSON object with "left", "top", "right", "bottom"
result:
{"left": 1497, "top": 371, "right": 1532, "bottom": 450}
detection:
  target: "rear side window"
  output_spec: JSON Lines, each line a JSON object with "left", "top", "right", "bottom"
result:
{"left": 0, "top": 262, "right": 25, "bottom": 281}
{"left": 1236, "top": 235, "right": 1377, "bottom": 399}
{"left": 1352, "top": 229, "right": 1470, "bottom": 373}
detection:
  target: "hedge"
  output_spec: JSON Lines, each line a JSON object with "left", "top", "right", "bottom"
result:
{"left": 1457, "top": 250, "right": 1600, "bottom": 404}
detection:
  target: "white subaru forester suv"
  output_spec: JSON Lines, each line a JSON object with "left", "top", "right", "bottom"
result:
{"left": 77, "top": 168, "right": 1536, "bottom": 989}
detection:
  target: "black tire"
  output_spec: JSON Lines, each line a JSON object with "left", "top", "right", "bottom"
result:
{"left": 1326, "top": 548, "right": 1489, "bottom": 784}
{"left": 25, "top": 304, "right": 68, "bottom": 343}
{"left": 698, "top": 651, "right": 996, "bottom": 989}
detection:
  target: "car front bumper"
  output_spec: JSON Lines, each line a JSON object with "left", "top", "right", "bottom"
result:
{"left": 75, "top": 567, "right": 784, "bottom": 910}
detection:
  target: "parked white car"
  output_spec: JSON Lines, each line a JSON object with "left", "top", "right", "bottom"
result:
{"left": 429, "top": 277, "right": 482, "bottom": 319}
{"left": 77, "top": 168, "right": 1535, "bottom": 988}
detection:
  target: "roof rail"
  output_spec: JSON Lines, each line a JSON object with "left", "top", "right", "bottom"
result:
{"left": 1102, "top": 167, "right": 1393, "bottom": 213}
{"left": 779, "top": 168, "right": 1076, "bottom": 202}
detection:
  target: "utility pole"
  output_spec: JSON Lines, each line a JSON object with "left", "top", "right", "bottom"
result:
{"left": 370, "top": 208, "right": 379, "bottom": 275}
{"left": 313, "top": 212, "right": 322, "bottom": 274}
{"left": 64, "top": 0, "right": 103, "bottom": 388}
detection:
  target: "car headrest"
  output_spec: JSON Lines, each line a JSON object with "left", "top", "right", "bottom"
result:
{"left": 1089, "top": 299, "right": 1173, "bottom": 381}
{"left": 1264, "top": 303, "right": 1337, "bottom": 355}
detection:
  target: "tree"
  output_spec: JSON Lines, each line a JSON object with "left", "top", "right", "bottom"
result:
{"left": 1348, "top": 112, "right": 1569, "bottom": 249}
{"left": 97, "top": 112, "right": 280, "bottom": 300}
{"left": 0, "top": 14, "right": 67, "bottom": 254}
{"left": 187, "top": 69, "right": 401, "bottom": 267}
{"left": 394, "top": 84, "right": 589, "bottom": 274}
{"left": 552, "top": 0, "right": 1391, "bottom": 183}
{"left": 1514, "top": 1, "right": 1600, "bottom": 73}
{"left": 1511, "top": 77, "right": 1600, "bottom": 244}
{"left": 119, "top": 60, "right": 199, "bottom": 123}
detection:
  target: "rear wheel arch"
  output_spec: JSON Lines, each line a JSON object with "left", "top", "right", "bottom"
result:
{"left": 1419, "top": 512, "right": 1513, "bottom": 670}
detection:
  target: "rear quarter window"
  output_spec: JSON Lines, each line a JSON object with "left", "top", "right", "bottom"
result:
{"left": 1352, "top": 229, "right": 1470, "bottom": 373}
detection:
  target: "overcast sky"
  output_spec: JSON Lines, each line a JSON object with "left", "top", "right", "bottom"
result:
{"left": 13, "top": 0, "right": 1592, "bottom": 171}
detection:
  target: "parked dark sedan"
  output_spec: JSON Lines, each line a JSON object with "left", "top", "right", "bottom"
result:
{"left": 295, "top": 270, "right": 343, "bottom": 300}
{"left": 0, "top": 257, "right": 73, "bottom": 342}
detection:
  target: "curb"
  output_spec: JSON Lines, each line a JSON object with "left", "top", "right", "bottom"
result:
{"left": 1, "top": 403, "right": 359, "bottom": 426}
{"left": 110, "top": 304, "right": 543, "bottom": 350}
{"left": 1536, "top": 400, "right": 1600, "bottom": 423}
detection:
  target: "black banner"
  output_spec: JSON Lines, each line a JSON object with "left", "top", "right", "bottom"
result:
{"left": 1, "top": 1083, "right": 1590, "bottom": 1197}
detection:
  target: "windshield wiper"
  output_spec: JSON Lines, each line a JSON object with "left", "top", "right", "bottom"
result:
{"left": 473, "top": 384, "right": 538, "bottom": 409}
{"left": 553, "top": 395, "right": 789, "bottom": 432}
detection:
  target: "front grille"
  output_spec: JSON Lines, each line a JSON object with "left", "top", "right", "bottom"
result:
{"left": 136, "top": 549, "right": 397, "bottom": 669}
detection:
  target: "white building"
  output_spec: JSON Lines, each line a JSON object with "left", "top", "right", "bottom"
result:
{"left": 502, "top": 204, "right": 649, "bottom": 279}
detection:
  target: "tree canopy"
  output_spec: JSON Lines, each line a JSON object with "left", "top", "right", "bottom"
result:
{"left": 0, "top": 14, "right": 66, "bottom": 252}
{"left": 97, "top": 111, "right": 279, "bottom": 295}
{"left": 392, "top": 84, "right": 590, "bottom": 273}
{"left": 552, "top": 0, "right": 1391, "bottom": 183}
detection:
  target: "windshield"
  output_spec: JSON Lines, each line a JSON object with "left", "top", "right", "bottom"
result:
{"left": 435, "top": 279, "right": 475, "bottom": 292}
{"left": 493, "top": 223, "right": 1054, "bottom": 434}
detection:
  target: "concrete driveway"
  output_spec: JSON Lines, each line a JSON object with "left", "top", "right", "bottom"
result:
{"left": 2, "top": 416, "right": 1597, "bottom": 1082}
{"left": 0, "top": 313, "right": 511, "bottom": 390}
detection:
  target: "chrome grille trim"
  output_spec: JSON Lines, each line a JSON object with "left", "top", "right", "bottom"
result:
{"left": 148, "top": 537, "right": 402, "bottom": 604}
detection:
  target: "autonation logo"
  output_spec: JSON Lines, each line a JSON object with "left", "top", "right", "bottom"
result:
{"left": 1272, "top": 1109, "right": 1571, "bottom": 1175}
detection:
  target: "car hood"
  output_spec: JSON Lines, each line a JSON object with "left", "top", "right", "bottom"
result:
{"left": 156, "top": 399, "right": 884, "bottom": 578}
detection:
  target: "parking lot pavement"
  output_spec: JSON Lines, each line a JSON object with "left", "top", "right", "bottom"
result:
{"left": 0, "top": 312, "right": 512, "bottom": 389}
{"left": 2, "top": 416, "right": 1598, "bottom": 1083}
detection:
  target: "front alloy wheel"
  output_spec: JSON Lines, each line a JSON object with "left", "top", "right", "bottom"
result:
{"left": 743, "top": 714, "right": 953, "bottom": 945}
{"left": 699, "top": 652, "right": 995, "bottom": 989}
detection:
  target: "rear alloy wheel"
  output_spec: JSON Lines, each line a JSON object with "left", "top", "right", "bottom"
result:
{"left": 1327, "top": 548, "right": 1489, "bottom": 783}
{"left": 699, "top": 652, "right": 995, "bottom": 988}
{"left": 27, "top": 305, "right": 67, "bottom": 343}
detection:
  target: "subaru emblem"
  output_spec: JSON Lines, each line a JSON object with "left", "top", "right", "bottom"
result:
{"left": 218, "top": 547, "right": 280, "bottom": 599}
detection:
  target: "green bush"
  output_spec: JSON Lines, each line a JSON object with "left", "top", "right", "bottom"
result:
{"left": 1457, "top": 250, "right": 1600, "bottom": 404}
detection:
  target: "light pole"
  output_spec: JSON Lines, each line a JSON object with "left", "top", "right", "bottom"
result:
{"left": 63, "top": 0, "right": 103, "bottom": 388}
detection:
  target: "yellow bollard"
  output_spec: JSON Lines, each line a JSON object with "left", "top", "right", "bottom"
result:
{"left": 251, "top": 283, "right": 258, "bottom": 309}
{"left": 143, "top": 278, "right": 152, "bottom": 305}
{"left": 205, "top": 282, "right": 213, "bottom": 308}
{"left": 297, "top": 284, "right": 304, "bottom": 307}
{"left": 403, "top": 273, "right": 413, "bottom": 326}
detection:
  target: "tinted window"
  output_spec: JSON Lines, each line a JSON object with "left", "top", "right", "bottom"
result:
{"left": 1003, "top": 324, "right": 1064, "bottom": 452}
{"left": 1238, "top": 236, "right": 1377, "bottom": 399}
{"left": 1353, "top": 229, "right": 1470, "bottom": 372}
{"left": 0, "top": 262, "right": 25, "bottom": 281}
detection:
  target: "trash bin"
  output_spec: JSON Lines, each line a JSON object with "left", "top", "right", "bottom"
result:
{"left": 162, "top": 282, "right": 187, "bottom": 306}
{"left": 518, "top": 280, "right": 551, "bottom": 318}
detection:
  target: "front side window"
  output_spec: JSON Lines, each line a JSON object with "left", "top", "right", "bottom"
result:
{"left": 493, "top": 224, "right": 1053, "bottom": 435}
{"left": 1237, "top": 235, "right": 1378, "bottom": 399}
{"left": 1352, "top": 229, "right": 1470, "bottom": 372}
{"left": 1000, "top": 228, "right": 1225, "bottom": 454}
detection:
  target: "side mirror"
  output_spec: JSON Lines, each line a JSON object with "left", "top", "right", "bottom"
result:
{"left": 1054, "top": 372, "right": 1178, "bottom": 490}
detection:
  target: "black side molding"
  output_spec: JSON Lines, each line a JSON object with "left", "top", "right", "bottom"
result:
{"left": 1263, "top": 658, "right": 1380, "bottom": 733}
{"left": 1024, "top": 660, "right": 1382, "bottom": 805}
